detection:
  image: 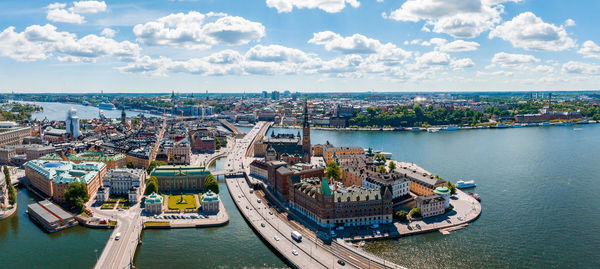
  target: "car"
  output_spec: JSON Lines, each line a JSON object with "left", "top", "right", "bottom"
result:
{"left": 416, "top": 224, "right": 421, "bottom": 229}
{"left": 446, "top": 219, "right": 451, "bottom": 224}
{"left": 337, "top": 260, "right": 346, "bottom": 266}
{"left": 257, "top": 199, "right": 261, "bottom": 203}
{"left": 261, "top": 223, "right": 266, "bottom": 228}
{"left": 246, "top": 205, "right": 249, "bottom": 209}
{"left": 274, "top": 236, "right": 280, "bottom": 241}
{"left": 291, "top": 249, "right": 298, "bottom": 256}
{"left": 269, "top": 211, "right": 273, "bottom": 215}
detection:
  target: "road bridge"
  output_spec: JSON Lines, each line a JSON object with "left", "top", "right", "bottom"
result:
{"left": 94, "top": 205, "right": 143, "bottom": 269}
{"left": 219, "top": 119, "right": 245, "bottom": 135}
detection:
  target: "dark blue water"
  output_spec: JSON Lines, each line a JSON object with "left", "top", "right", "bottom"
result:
{"left": 13, "top": 101, "right": 156, "bottom": 121}
{"left": 269, "top": 125, "right": 600, "bottom": 268}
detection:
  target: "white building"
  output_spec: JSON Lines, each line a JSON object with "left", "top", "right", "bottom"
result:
{"left": 102, "top": 169, "right": 146, "bottom": 203}
{"left": 65, "top": 108, "right": 82, "bottom": 138}
{"left": 415, "top": 194, "right": 445, "bottom": 218}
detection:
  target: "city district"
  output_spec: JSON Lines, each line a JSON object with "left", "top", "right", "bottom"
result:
{"left": 0, "top": 96, "right": 487, "bottom": 268}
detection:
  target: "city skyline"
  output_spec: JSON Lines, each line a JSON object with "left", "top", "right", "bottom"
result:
{"left": 1, "top": 0, "right": 600, "bottom": 93}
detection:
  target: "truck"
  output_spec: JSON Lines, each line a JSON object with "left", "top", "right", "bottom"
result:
{"left": 291, "top": 231, "right": 302, "bottom": 242}
{"left": 115, "top": 232, "right": 121, "bottom": 241}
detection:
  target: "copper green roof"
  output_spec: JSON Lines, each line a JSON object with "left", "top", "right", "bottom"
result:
{"left": 321, "top": 178, "right": 332, "bottom": 196}
{"left": 434, "top": 186, "right": 450, "bottom": 195}
{"left": 70, "top": 151, "right": 125, "bottom": 162}
{"left": 40, "top": 153, "right": 63, "bottom": 160}
{"left": 150, "top": 165, "right": 210, "bottom": 177}
{"left": 146, "top": 192, "right": 163, "bottom": 204}
{"left": 201, "top": 190, "right": 219, "bottom": 202}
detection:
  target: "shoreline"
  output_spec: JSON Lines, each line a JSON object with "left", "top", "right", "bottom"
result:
{"left": 266, "top": 120, "right": 597, "bottom": 133}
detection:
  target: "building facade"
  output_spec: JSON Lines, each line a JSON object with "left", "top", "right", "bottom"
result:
{"left": 150, "top": 165, "right": 211, "bottom": 193}
{"left": 0, "top": 126, "right": 31, "bottom": 146}
{"left": 145, "top": 192, "right": 163, "bottom": 214}
{"left": 201, "top": 190, "right": 220, "bottom": 213}
{"left": 415, "top": 194, "right": 445, "bottom": 218}
{"left": 101, "top": 168, "right": 147, "bottom": 203}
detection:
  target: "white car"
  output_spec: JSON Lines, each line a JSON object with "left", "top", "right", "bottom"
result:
{"left": 291, "top": 249, "right": 298, "bottom": 256}
{"left": 274, "top": 236, "right": 280, "bottom": 241}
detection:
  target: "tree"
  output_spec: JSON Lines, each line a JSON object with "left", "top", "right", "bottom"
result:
{"left": 377, "top": 165, "right": 387, "bottom": 173}
{"left": 145, "top": 176, "right": 158, "bottom": 195}
{"left": 204, "top": 174, "right": 219, "bottom": 194}
{"left": 325, "top": 161, "right": 341, "bottom": 181}
{"left": 409, "top": 207, "right": 421, "bottom": 218}
{"left": 126, "top": 161, "right": 135, "bottom": 168}
{"left": 394, "top": 210, "right": 408, "bottom": 221}
{"left": 4, "top": 166, "right": 16, "bottom": 205}
{"left": 388, "top": 161, "right": 396, "bottom": 172}
{"left": 447, "top": 181, "right": 457, "bottom": 195}
{"left": 64, "top": 182, "right": 89, "bottom": 213}
{"left": 147, "top": 160, "right": 167, "bottom": 174}
{"left": 215, "top": 137, "right": 222, "bottom": 150}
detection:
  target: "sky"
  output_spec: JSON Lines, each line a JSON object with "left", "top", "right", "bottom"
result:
{"left": 0, "top": 0, "right": 599, "bottom": 93}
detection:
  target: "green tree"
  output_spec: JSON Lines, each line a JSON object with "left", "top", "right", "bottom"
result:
{"left": 409, "top": 207, "right": 421, "bottom": 218}
{"left": 64, "top": 182, "right": 89, "bottom": 213}
{"left": 147, "top": 160, "right": 167, "bottom": 174}
{"left": 145, "top": 176, "right": 158, "bottom": 195}
{"left": 204, "top": 174, "right": 219, "bottom": 194}
{"left": 126, "top": 161, "right": 135, "bottom": 168}
{"left": 215, "top": 137, "right": 222, "bottom": 150}
{"left": 325, "top": 161, "right": 341, "bottom": 181}
{"left": 388, "top": 161, "right": 396, "bottom": 172}
{"left": 4, "top": 166, "right": 16, "bottom": 205}
{"left": 447, "top": 181, "right": 457, "bottom": 195}
{"left": 377, "top": 165, "right": 387, "bottom": 173}
{"left": 394, "top": 210, "right": 408, "bottom": 221}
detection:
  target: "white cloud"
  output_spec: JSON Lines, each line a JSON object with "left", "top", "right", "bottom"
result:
{"left": 421, "top": 38, "right": 480, "bottom": 52}
{"left": 561, "top": 61, "right": 600, "bottom": 75}
{"left": 385, "top": 0, "right": 507, "bottom": 38}
{"left": 133, "top": 12, "right": 265, "bottom": 49}
{"left": 451, "top": 58, "right": 475, "bottom": 69}
{"left": 491, "top": 52, "right": 539, "bottom": 67}
{"left": 266, "top": 0, "right": 360, "bottom": 13}
{"left": 578, "top": 41, "right": 600, "bottom": 59}
{"left": 245, "top": 44, "right": 310, "bottom": 63}
{"left": 489, "top": 12, "right": 576, "bottom": 51}
{"left": 0, "top": 24, "right": 139, "bottom": 63}
{"left": 100, "top": 28, "right": 116, "bottom": 38}
{"left": 47, "top": 7, "right": 85, "bottom": 24}
{"left": 69, "top": 1, "right": 107, "bottom": 14}
{"left": 46, "top": 1, "right": 107, "bottom": 24}
{"left": 309, "top": 31, "right": 381, "bottom": 54}
{"left": 416, "top": 51, "right": 451, "bottom": 66}
{"left": 534, "top": 65, "right": 554, "bottom": 73}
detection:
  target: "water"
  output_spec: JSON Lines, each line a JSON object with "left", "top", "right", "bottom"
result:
{"left": 134, "top": 183, "right": 286, "bottom": 268}
{"left": 208, "top": 157, "right": 227, "bottom": 171}
{"left": 0, "top": 189, "right": 110, "bottom": 269}
{"left": 269, "top": 125, "right": 600, "bottom": 268}
{"left": 2, "top": 121, "right": 599, "bottom": 268}
{"left": 11, "top": 101, "right": 156, "bottom": 121}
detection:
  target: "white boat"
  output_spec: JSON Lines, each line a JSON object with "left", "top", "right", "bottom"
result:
{"left": 99, "top": 103, "right": 116, "bottom": 110}
{"left": 427, "top": 128, "right": 440, "bottom": 133}
{"left": 456, "top": 180, "right": 476, "bottom": 189}
{"left": 539, "top": 122, "right": 551, "bottom": 126}
{"left": 441, "top": 126, "right": 459, "bottom": 131}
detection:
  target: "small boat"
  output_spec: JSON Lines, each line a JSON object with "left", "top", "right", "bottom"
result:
{"left": 427, "top": 128, "right": 440, "bottom": 133}
{"left": 539, "top": 122, "right": 551, "bottom": 126}
{"left": 441, "top": 126, "right": 459, "bottom": 131}
{"left": 553, "top": 121, "right": 566, "bottom": 126}
{"left": 475, "top": 125, "right": 488, "bottom": 129}
{"left": 511, "top": 124, "right": 523, "bottom": 128}
{"left": 82, "top": 101, "right": 89, "bottom": 106}
{"left": 577, "top": 120, "right": 589, "bottom": 124}
{"left": 456, "top": 180, "right": 476, "bottom": 189}
{"left": 468, "top": 192, "right": 481, "bottom": 202}
{"left": 493, "top": 124, "right": 510, "bottom": 128}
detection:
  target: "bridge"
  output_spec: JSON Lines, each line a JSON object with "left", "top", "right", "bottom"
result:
{"left": 94, "top": 205, "right": 143, "bottom": 269}
{"left": 219, "top": 119, "right": 245, "bottom": 136}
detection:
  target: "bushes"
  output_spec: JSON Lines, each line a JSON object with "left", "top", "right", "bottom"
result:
{"left": 204, "top": 174, "right": 219, "bottom": 194}
{"left": 65, "top": 181, "right": 89, "bottom": 213}
{"left": 394, "top": 210, "right": 408, "bottom": 222}
{"left": 145, "top": 176, "right": 158, "bottom": 195}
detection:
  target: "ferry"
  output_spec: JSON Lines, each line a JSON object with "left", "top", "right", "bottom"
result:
{"left": 456, "top": 180, "right": 476, "bottom": 189}
{"left": 441, "top": 126, "right": 459, "bottom": 131}
{"left": 99, "top": 102, "right": 116, "bottom": 110}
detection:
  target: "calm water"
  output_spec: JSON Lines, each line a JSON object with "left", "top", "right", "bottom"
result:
{"left": 268, "top": 125, "right": 600, "bottom": 268}
{"left": 2, "top": 114, "right": 599, "bottom": 268}
{"left": 0, "top": 189, "right": 110, "bottom": 268}
{"left": 13, "top": 101, "right": 156, "bottom": 121}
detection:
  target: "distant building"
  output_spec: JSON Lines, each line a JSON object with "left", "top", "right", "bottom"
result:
{"left": 415, "top": 194, "right": 445, "bottom": 218}
{"left": 145, "top": 192, "right": 163, "bottom": 214}
{"left": 249, "top": 159, "right": 269, "bottom": 181}
{"left": 271, "top": 91, "right": 280, "bottom": 100}
{"left": 201, "top": 190, "right": 220, "bottom": 213}
{"left": 66, "top": 108, "right": 82, "bottom": 138}
{"left": 149, "top": 165, "right": 211, "bottom": 193}
{"left": 0, "top": 126, "right": 31, "bottom": 146}
{"left": 396, "top": 166, "right": 447, "bottom": 196}
{"left": 25, "top": 160, "right": 106, "bottom": 203}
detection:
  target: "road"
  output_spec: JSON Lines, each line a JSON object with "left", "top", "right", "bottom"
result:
{"left": 93, "top": 203, "right": 143, "bottom": 269}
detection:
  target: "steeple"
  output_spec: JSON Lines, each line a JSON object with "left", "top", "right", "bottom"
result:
{"left": 302, "top": 100, "right": 311, "bottom": 160}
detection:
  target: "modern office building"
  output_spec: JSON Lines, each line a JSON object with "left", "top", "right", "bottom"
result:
{"left": 65, "top": 108, "right": 82, "bottom": 138}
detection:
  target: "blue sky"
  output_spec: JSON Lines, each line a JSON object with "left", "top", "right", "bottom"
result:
{"left": 0, "top": 0, "right": 599, "bottom": 93}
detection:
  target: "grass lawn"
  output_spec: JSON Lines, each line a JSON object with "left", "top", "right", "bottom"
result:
{"left": 108, "top": 220, "right": 117, "bottom": 226}
{"left": 167, "top": 194, "right": 197, "bottom": 210}
{"left": 100, "top": 203, "right": 116, "bottom": 210}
